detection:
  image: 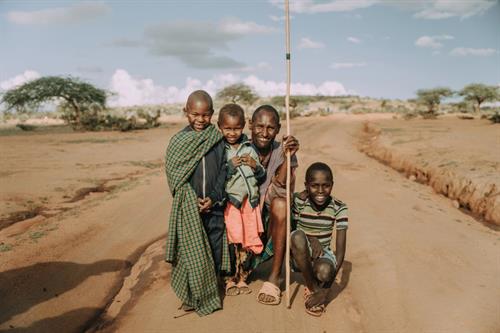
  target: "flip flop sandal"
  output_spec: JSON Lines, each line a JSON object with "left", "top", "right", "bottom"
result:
{"left": 225, "top": 280, "right": 240, "bottom": 296}
{"left": 304, "top": 289, "right": 326, "bottom": 317}
{"left": 257, "top": 281, "right": 281, "bottom": 305}
{"left": 236, "top": 280, "right": 252, "bottom": 295}
{"left": 305, "top": 303, "right": 326, "bottom": 317}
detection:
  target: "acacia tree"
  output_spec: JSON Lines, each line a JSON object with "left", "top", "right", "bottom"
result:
{"left": 270, "top": 95, "right": 300, "bottom": 118}
{"left": 459, "top": 83, "right": 499, "bottom": 114}
{"left": 216, "top": 83, "right": 258, "bottom": 105}
{"left": 1, "top": 76, "right": 107, "bottom": 128}
{"left": 416, "top": 87, "right": 453, "bottom": 117}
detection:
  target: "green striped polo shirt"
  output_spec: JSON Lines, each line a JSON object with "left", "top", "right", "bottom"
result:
{"left": 292, "top": 193, "right": 348, "bottom": 249}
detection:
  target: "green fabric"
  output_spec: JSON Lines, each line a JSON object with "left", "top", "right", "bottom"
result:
{"left": 165, "top": 124, "right": 228, "bottom": 316}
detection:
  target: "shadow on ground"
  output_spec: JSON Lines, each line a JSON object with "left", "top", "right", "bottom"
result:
{"left": 0, "top": 307, "right": 101, "bottom": 333}
{"left": 0, "top": 259, "right": 130, "bottom": 324}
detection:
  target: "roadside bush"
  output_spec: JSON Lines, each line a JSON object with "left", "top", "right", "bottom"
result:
{"left": 16, "top": 124, "right": 36, "bottom": 131}
{"left": 402, "top": 112, "right": 418, "bottom": 120}
{"left": 488, "top": 112, "right": 500, "bottom": 124}
{"left": 60, "top": 104, "right": 161, "bottom": 131}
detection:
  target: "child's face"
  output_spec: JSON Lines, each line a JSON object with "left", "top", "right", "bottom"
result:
{"left": 305, "top": 170, "right": 333, "bottom": 209}
{"left": 218, "top": 115, "right": 244, "bottom": 145}
{"left": 184, "top": 100, "right": 213, "bottom": 132}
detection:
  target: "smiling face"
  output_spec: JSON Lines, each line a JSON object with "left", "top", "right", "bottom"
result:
{"left": 184, "top": 99, "right": 213, "bottom": 132}
{"left": 305, "top": 170, "right": 333, "bottom": 210}
{"left": 218, "top": 114, "right": 244, "bottom": 146}
{"left": 250, "top": 110, "right": 281, "bottom": 151}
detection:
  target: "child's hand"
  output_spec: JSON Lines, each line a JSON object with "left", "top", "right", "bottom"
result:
{"left": 230, "top": 156, "right": 242, "bottom": 168}
{"left": 198, "top": 197, "right": 213, "bottom": 213}
{"left": 308, "top": 236, "right": 324, "bottom": 259}
{"left": 240, "top": 154, "right": 257, "bottom": 170}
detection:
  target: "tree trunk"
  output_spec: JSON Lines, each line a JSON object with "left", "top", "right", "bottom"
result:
{"left": 69, "top": 99, "right": 81, "bottom": 129}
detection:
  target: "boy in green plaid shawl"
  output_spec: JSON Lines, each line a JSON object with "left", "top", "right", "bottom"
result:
{"left": 165, "top": 90, "right": 230, "bottom": 316}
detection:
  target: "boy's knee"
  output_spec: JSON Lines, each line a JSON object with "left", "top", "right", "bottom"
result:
{"left": 291, "top": 230, "right": 307, "bottom": 253}
{"left": 314, "top": 259, "right": 335, "bottom": 283}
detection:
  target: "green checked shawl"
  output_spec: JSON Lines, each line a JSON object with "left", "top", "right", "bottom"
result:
{"left": 165, "top": 124, "right": 228, "bottom": 316}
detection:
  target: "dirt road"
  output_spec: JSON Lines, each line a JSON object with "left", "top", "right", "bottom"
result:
{"left": 1, "top": 115, "right": 499, "bottom": 332}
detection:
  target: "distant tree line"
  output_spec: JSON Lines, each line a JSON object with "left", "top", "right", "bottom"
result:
{"left": 415, "top": 83, "right": 499, "bottom": 118}
{"left": 2, "top": 77, "right": 499, "bottom": 131}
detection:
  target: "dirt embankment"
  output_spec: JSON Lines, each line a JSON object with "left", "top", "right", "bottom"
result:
{"left": 358, "top": 122, "right": 500, "bottom": 226}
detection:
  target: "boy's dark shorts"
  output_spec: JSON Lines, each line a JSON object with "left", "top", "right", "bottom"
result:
{"left": 290, "top": 230, "right": 337, "bottom": 272}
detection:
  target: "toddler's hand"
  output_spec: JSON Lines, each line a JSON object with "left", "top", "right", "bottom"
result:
{"left": 241, "top": 154, "right": 257, "bottom": 170}
{"left": 230, "top": 156, "right": 242, "bottom": 168}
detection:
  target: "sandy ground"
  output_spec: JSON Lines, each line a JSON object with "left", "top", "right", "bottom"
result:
{"left": 0, "top": 114, "right": 499, "bottom": 333}
{"left": 359, "top": 115, "right": 500, "bottom": 224}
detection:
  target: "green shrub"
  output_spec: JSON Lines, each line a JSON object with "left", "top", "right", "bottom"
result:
{"left": 16, "top": 123, "right": 37, "bottom": 131}
{"left": 488, "top": 112, "right": 500, "bottom": 124}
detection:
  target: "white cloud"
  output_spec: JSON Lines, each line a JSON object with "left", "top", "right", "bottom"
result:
{"left": 269, "top": 15, "right": 294, "bottom": 21}
{"left": 270, "top": 0, "right": 378, "bottom": 14}
{"left": 108, "top": 69, "right": 352, "bottom": 107}
{"left": 218, "top": 17, "right": 276, "bottom": 34}
{"left": 7, "top": 1, "right": 110, "bottom": 25}
{"left": 413, "top": 0, "right": 497, "bottom": 19}
{"left": 108, "top": 69, "right": 224, "bottom": 106}
{"left": 415, "top": 35, "right": 454, "bottom": 49}
{"left": 299, "top": 37, "right": 325, "bottom": 49}
{"left": 270, "top": 0, "right": 496, "bottom": 19}
{"left": 112, "top": 18, "right": 275, "bottom": 69}
{"left": 331, "top": 62, "right": 367, "bottom": 69}
{"left": 0, "top": 70, "right": 41, "bottom": 91}
{"left": 347, "top": 37, "right": 362, "bottom": 44}
{"left": 243, "top": 75, "right": 352, "bottom": 96}
{"left": 450, "top": 47, "right": 498, "bottom": 56}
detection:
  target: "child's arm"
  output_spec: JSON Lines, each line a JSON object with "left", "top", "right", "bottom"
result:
{"left": 206, "top": 146, "right": 228, "bottom": 209}
{"left": 333, "top": 229, "right": 346, "bottom": 279}
{"left": 333, "top": 202, "right": 348, "bottom": 278}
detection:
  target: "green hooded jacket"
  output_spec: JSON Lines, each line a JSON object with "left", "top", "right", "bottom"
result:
{"left": 225, "top": 134, "right": 266, "bottom": 208}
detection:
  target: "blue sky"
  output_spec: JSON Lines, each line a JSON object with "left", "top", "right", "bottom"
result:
{"left": 0, "top": 0, "right": 499, "bottom": 106}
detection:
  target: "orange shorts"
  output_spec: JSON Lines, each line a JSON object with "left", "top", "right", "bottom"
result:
{"left": 224, "top": 199, "right": 264, "bottom": 254}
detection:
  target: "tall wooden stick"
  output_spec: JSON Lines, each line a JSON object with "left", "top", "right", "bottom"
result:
{"left": 284, "top": 0, "right": 292, "bottom": 309}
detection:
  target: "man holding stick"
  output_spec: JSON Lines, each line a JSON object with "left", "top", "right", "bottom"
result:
{"left": 248, "top": 105, "right": 299, "bottom": 305}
